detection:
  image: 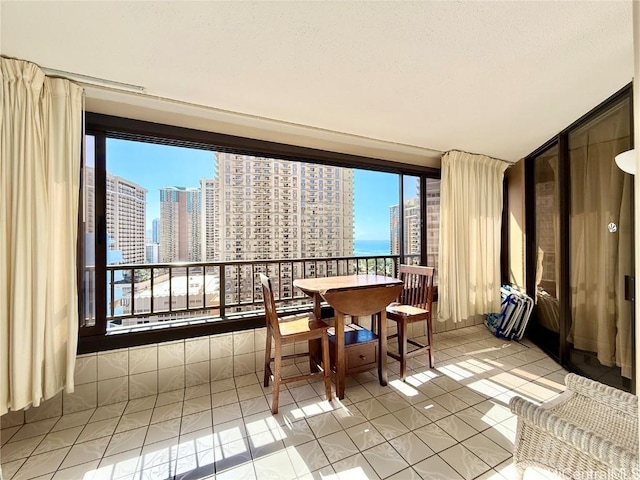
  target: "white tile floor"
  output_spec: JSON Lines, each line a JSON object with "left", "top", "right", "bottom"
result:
{"left": 1, "top": 325, "right": 569, "bottom": 480}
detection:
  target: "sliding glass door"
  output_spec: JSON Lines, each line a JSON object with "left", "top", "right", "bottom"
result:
{"left": 529, "top": 144, "right": 562, "bottom": 361}
{"left": 567, "top": 97, "right": 633, "bottom": 390}
{"left": 527, "top": 86, "right": 634, "bottom": 391}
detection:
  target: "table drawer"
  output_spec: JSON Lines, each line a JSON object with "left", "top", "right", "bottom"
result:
{"left": 346, "top": 342, "right": 378, "bottom": 372}
{"left": 328, "top": 323, "right": 379, "bottom": 375}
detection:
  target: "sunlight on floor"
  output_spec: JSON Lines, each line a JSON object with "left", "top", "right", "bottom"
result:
{"left": 1, "top": 325, "right": 577, "bottom": 480}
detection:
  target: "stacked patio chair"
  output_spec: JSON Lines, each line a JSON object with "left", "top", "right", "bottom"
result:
{"left": 485, "top": 286, "right": 533, "bottom": 341}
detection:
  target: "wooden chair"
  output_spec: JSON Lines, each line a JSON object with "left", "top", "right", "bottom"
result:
{"left": 260, "top": 274, "right": 332, "bottom": 414}
{"left": 386, "top": 265, "right": 435, "bottom": 380}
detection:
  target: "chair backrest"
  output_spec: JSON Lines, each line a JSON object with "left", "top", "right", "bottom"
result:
{"left": 397, "top": 265, "right": 434, "bottom": 311}
{"left": 260, "top": 274, "right": 281, "bottom": 337}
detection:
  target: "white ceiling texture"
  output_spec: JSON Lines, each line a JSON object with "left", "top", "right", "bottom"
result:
{"left": 0, "top": 1, "right": 634, "bottom": 166}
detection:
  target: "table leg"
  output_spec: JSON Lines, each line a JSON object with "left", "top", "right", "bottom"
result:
{"left": 312, "top": 294, "right": 322, "bottom": 320}
{"left": 378, "top": 310, "right": 388, "bottom": 386}
{"left": 309, "top": 294, "right": 323, "bottom": 373}
{"left": 335, "top": 311, "right": 346, "bottom": 399}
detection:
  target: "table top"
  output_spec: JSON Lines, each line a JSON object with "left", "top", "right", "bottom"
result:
{"left": 293, "top": 274, "right": 402, "bottom": 295}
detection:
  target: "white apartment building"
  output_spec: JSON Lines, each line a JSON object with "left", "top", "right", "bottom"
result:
{"left": 202, "top": 153, "right": 354, "bottom": 262}
{"left": 159, "top": 187, "right": 201, "bottom": 263}
{"left": 200, "top": 153, "right": 354, "bottom": 306}
{"left": 200, "top": 178, "right": 219, "bottom": 262}
{"left": 106, "top": 173, "right": 147, "bottom": 264}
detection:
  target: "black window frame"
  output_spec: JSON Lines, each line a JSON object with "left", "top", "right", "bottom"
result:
{"left": 78, "top": 112, "right": 440, "bottom": 353}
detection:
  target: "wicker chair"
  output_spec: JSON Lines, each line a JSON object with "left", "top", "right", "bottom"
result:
{"left": 509, "top": 373, "right": 638, "bottom": 480}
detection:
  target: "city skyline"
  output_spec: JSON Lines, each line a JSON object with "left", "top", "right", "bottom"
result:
{"left": 106, "top": 138, "right": 411, "bottom": 241}
{"left": 96, "top": 138, "right": 437, "bottom": 326}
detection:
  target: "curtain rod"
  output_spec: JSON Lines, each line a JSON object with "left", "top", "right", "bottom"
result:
{"left": 41, "top": 67, "right": 145, "bottom": 93}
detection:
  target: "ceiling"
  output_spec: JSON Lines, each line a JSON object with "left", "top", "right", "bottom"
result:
{"left": 0, "top": 1, "right": 634, "bottom": 164}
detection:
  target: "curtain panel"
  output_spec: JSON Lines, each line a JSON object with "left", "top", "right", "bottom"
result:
{"left": 437, "top": 150, "right": 508, "bottom": 323}
{"left": 0, "top": 58, "right": 83, "bottom": 414}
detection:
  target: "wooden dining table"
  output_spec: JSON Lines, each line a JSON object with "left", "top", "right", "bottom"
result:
{"left": 293, "top": 274, "right": 403, "bottom": 399}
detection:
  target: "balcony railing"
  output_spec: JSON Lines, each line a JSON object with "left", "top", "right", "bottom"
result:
{"left": 82, "top": 254, "right": 421, "bottom": 332}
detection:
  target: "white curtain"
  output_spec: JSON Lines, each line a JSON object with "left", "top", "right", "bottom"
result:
{"left": 438, "top": 150, "right": 509, "bottom": 323}
{"left": 0, "top": 58, "right": 83, "bottom": 415}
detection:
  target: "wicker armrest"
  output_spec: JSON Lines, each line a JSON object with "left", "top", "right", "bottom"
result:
{"left": 564, "top": 373, "right": 638, "bottom": 417}
{"left": 509, "top": 396, "right": 637, "bottom": 470}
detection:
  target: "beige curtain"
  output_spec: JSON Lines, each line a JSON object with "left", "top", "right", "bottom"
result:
{"left": 0, "top": 58, "right": 83, "bottom": 414}
{"left": 437, "top": 150, "right": 509, "bottom": 323}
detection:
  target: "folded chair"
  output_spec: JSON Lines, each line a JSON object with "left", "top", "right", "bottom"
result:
{"left": 260, "top": 274, "right": 332, "bottom": 414}
{"left": 386, "top": 265, "right": 435, "bottom": 380}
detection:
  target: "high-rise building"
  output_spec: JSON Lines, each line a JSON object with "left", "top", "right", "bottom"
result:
{"left": 152, "top": 218, "right": 160, "bottom": 244}
{"left": 200, "top": 153, "right": 354, "bottom": 306}
{"left": 203, "top": 153, "right": 354, "bottom": 262}
{"left": 425, "top": 178, "right": 441, "bottom": 268}
{"left": 200, "top": 178, "right": 219, "bottom": 262}
{"left": 159, "top": 187, "right": 201, "bottom": 262}
{"left": 106, "top": 173, "right": 147, "bottom": 264}
{"left": 390, "top": 204, "right": 400, "bottom": 255}
{"left": 390, "top": 178, "right": 440, "bottom": 268}
{"left": 390, "top": 197, "right": 420, "bottom": 256}
{"left": 299, "top": 162, "right": 354, "bottom": 259}
{"left": 84, "top": 166, "right": 95, "bottom": 235}
{"left": 404, "top": 197, "right": 421, "bottom": 256}
{"left": 145, "top": 243, "right": 160, "bottom": 264}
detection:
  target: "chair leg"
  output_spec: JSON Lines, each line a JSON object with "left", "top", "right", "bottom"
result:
{"left": 399, "top": 319, "right": 408, "bottom": 380}
{"left": 264, "top": 330, "right": 272, "bottom": 387}
{"left": 308, "top": 338, "right": 321, "bottom": 373}
{"left": 321, "top": 333, "right": 332, "bottom": 402}
{"left": 271, "top": 343, "right": 282, "bottom": 414}
{"left": 426, "top": 316, "right": 434, "bottom": 368}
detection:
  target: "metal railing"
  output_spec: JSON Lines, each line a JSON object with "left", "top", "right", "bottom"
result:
{"left": 91, "top": 254, "right": 422, "bottom": 331}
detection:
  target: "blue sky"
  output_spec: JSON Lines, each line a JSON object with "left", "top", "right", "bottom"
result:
{"left": 105, "top": 138, "right": 412, "bottom": 241}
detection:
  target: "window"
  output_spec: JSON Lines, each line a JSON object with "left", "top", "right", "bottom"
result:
{"left": 402, "top": 175, "right": 421, "bottom": 263}
{"left": 80, "top": 114, "right": 439, "bottom": 352}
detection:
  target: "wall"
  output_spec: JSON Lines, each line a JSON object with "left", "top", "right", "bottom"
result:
{"left": 632, "top": 0, "right": 639, "bottom": 460}
{"left": 0, "top": 306, "right": 479, "bottom": 429}
{"left": 0, "top": 328, "right": 266, "bottom": 428}
{"left": 84, "top": 91, "right": 441, "bottom": 169}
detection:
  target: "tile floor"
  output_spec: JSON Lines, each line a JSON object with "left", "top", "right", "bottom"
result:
{"left": 1, "top": 325, "right": 569, "bottom": 480}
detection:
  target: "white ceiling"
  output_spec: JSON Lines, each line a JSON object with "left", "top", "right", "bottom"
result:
{"left": 0, "top": 1, "right": 634, "bottom": 164}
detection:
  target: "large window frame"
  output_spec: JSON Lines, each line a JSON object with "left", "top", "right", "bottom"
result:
{"left": 79, "top": 113, "right": 440, "bottom": 353}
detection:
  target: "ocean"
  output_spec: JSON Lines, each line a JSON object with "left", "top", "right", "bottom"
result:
{"left": 354, "top": 239, "right": 391, "bottom": 256}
